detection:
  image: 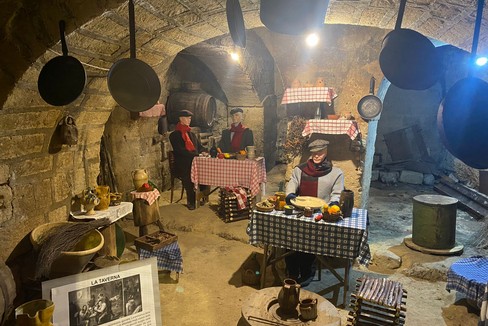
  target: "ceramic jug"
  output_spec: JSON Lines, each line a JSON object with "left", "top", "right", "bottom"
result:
{"left": 278, "top": 278, "right": 301, "bottom": 315}
{"left": 132, "top": 169, "right": 148, "bottom": 190}
{"left": 299, "top": 298, "right": 318, "bottom": 321}
{"left": 340, "top": 189, "right": 354, "bottom": 218}
{"left": 15, "top": 299, "right": 54, "bottom": 326}
{"left": 246, "top": 146, "right": 256, "bottom": 159}
{"left": 95, "top": 185, "right": 110, "bottom": 211}
{"left": 82, "top": 187, "right": 100, "bottom": 215}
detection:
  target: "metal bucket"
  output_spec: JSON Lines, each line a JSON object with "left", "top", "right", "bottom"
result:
{"left": 412, "top": 195, "right": 458, "bottom": 249}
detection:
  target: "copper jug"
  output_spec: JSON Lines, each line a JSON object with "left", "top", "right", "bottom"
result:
{"left": 278, "top": 278, "right": 301, "bottom": 315}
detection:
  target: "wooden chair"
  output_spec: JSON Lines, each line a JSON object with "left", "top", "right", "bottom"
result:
{"left": 168, "top": 150, "right": 184, "bottom": 203}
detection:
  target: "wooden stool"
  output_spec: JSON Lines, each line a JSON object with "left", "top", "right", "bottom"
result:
{"left": 348, "top": 276, "right": 407, "bottom": 325}
{"left": 132, "top": 198, "right": 164, "bottom": 236}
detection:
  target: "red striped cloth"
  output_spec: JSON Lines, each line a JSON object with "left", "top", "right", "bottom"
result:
{"left": 302, "top": 119, "right": 360, "bottom": 140}
{"left": 281, "top": 87, "right": 337, "bottom": 104}
{"left": 225, "top": 186, "right": 248, "bottom": 210}
{"left": 190, "top": 157, "right": 266, "bottom": 196}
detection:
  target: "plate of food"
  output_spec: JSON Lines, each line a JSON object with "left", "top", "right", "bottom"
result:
{"left": 256, "top": 199, "right": 275, "bottom": 212}
{"left": 291, "top": 196, "right": 327, "bottom": 209}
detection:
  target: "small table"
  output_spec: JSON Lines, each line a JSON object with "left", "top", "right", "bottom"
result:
{"left": 190, "top": 157, "right": 267, "bottom": 208}
{"left": 281, "top": 87, "right": 337, "bottom": 105}
{"left": 249, "top": 208, "right": 370, "bottom": 306}
{"left": 302, "top": 119, "right": 360, "bottom": 139}
{"left": 70, "top": 202, "right": 133, "bottom": 257}
{"left": 446, "top": 256, "right": 488, "bottom": 307}
{"left": 241, "top": 287, "right": 341, "bottom": 326}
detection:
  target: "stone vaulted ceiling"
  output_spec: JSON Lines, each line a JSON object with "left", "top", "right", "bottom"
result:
{"left": 1, "top": 0, "right": 488, "bottom": 107}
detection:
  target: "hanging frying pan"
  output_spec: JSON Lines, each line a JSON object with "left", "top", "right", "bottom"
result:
{"left": 357, "top": 77, "right": 383, "bottom": 121}
{"left": 107, "top": 0, "right": 161, "bottom": 112}
{"left": 226, "top": 0, "right": 246, "bottom": 48}
{"left": 379, "top": 0, "right": 441, "bottom": 90}
{"left": 38, "top": 20, "right": 86, "bottom": 106}
{"left": 437, "top": 0, "right": 488, "bottom": 169}
{"left": 259, "top": 0, "right": 329, "bottom": 35}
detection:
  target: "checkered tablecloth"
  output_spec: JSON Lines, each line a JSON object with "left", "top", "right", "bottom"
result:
{"left": 249, "top": 208, "right": 371, "bottom": 265}
{"left": 281, "top": 87, "right": 337, "bottom": 105}
{"left": 447, "top": 256, "right": 488, "bottom": 306}
{"left": 138, "top": 241, "right": 183, "bottom": 273}
{"left": 130, "top": 189, "right": 160, "bottom": 206}
{"left": 191, "top": 157, "right": 267, "bottom": 197}
{"left": 302, "top": 119, "right": 360, "bottom": 140}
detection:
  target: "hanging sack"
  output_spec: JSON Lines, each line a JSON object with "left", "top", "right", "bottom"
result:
{"left": 59, "top": 115, "right": 78, "bottom": 145}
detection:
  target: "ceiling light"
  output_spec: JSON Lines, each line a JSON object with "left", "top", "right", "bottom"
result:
{"left": 306, "top": 33, "right": 319, "bottom": 47}
{"left": 476, "top": 56, "right": 487, "bottom": 66}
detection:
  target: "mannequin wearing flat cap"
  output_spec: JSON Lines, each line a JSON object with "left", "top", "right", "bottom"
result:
{"left": 284, "top": 138, "right": 344, "bottom": 284}
{"left": 169, "top": 110, "right": 206, "bottom": 210}
{"left": 218, "top": 108, "right": 254, "bottom": 153}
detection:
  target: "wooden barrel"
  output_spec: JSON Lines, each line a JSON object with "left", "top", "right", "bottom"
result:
{"left": 0, "top": 262, "right": 16, "bottom": 325}
{"left": 412, "top": 195, "right": 458, "bottom": 249}
{"left": 166, "top": 91, "right": 216, "bottom": 128}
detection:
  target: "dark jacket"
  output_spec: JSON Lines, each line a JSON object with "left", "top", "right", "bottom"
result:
{"left": 169, "top": 130, "right": 204, "bottom": 176}
{"left": 219, "top": 128, "right": 254, "bottom": 152}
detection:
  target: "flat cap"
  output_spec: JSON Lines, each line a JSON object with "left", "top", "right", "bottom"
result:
{"left": 308, "top": 139, "right": 329, "bottom": 152}
{"left": 177, "top": 110, "right": 193, "bottom": 117}
{"left": 230, "top": 107, "right": 243, "bottom": 115}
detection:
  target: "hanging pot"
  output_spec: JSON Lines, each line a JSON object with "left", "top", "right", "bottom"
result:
{"left": 260, "top": 0, "right": 329, "bottom": 35}
{"left": 379, "top": 0, "right": 441, "bottom": 90}
{"left": 226, "top": 0, "right": 246, "bottom": 48}
{"left": 437, "top": 0, "right": 488, "bottom": 169}
{"left": 357, "top": 77, "right": 383, "bottom": 121}
{"left": 38, "top": 20, "right": 86, "bottom": 106}
{"left": 107, "top": 0, "right": 161, "bottom": 112}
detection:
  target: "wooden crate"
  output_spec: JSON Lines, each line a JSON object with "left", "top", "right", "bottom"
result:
{"left": 134, "top": 230, "right": 178, "bottom": 252}
{"left": 218, "top": 188, "right": 255, "bottom": 223}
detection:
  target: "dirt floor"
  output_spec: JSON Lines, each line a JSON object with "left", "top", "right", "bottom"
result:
{"left": 117, "top": 164, "right": 488, "bottom": 326}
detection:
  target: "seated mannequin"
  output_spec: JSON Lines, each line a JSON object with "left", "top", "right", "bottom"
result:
{"left": 218, "top": 108, "right": 254, "bottom": 152}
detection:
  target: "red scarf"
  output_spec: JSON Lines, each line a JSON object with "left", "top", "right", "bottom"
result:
{"left": 175, "top": 122, "right": 196, "bottom": 152}
{"left": 230, "top": 123, "right": 246, "bottom": 152}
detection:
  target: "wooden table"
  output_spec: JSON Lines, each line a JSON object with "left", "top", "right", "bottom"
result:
{"left": 241, "top": 287, "right": 341, "bottom": 325}
{"left": 190, "top": 156, "right": 267, "bottom": 208}
{"left": 130, "top": 189, "right": 163, "bottom": 236}
{"left": 248, "top": 208, "right": 370, "bottom": 307}
{"left": 70, "top": 202, "right": 133, "bottom": 257}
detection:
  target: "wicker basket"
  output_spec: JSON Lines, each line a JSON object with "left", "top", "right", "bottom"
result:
{"left": 322, "top": 212, "right": 343, "bottom": 223}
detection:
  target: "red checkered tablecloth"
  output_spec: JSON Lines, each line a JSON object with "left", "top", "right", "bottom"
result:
{"left": 281, "top": 87, "right": 337, "bottom": 105}
{"left": 130, "top": 189, "right": 160, "bottom": 206}
{"left": 191, "top": 157, "right": 267, "bottom": 196}
{"left": 302, "top": 119, "right": 360, "bottom": 140}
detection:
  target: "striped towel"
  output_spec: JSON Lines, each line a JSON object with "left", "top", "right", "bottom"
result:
{"left": 225, "top": 186, "right": 248, "bottom": 210}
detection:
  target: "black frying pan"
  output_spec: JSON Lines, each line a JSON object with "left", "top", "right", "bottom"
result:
{"left": 357, "top": 77, "right": 382, "bottom": 121}
{"left": 437, "top": 0, "right": 488, "bottom": 169}
{"left": 38, "top": 20, "right": 86, "bottom": 106}
{"left": 226, "top": 0, "right": 246, "bottom": 48}
{"left": 107, "top": 0, "right": 161, "bottom": 112}
{"left": 379, "top": 0, "right": 440, "bottom": 90}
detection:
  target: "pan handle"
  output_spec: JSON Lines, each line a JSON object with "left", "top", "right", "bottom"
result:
{"left": 369, "top": 77, "right": 376, "bottom": 95}
{"left": 59, "top": 20, "right": 69, "bottom": 57}
{"left": 394, "top": 0, "right": 407, "bottom": 30}
{"left": 129, "top": 0, "right": 136, "bottom": 59}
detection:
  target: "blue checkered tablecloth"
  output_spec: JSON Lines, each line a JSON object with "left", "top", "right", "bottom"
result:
{"left": 447, "top": 256, "right": 488, "bottom": 306}
{"left": 138, "top": 241, "right": 183, "bottom": 273}
{"left": 249, "top": 208, "right": 371, "bottom": 265}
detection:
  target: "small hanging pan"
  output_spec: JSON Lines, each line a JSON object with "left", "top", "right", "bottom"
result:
{"left": 437, "top": 0, "right": 488, "bottom": 169}
{"left": 226, "top": 0, "right": 246, "bottom": 48}
{"left": 38, "top": 20, "right": 86, "bottom": 106}
{"left": 379, "top": 0, "right": 441, "bottom": 90}
{"left": 107, "top": 0, "right": 161, "bottom": 112}
{"left": 357, "top": 77, "right": 382, "bottom": 121}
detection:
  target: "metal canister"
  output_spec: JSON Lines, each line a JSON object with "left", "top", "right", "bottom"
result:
{"left": 412, "top": 194, "right": 458, "bottom": 249}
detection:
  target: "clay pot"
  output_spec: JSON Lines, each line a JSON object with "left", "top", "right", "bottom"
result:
{"left": 15, "top": 299, "right": 54, "bottom": 326}
{"left": 278, "top": 278, "right": 301, "bottom": 315}
{"left": 95, "top": 185, "right": 110, "bottom": 211}
{"left": 132, "top": 169, "right": 148, "bottom": 190}
{"left": 340, "top": 189, "right": 354, "bottom": 218}
{"left": 299, "top": 298, "right": 317, "bottom": 321}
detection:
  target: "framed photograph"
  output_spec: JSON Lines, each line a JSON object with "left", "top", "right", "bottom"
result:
{"left": 42, "top": 257, "right": 161, "bottom": 326}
